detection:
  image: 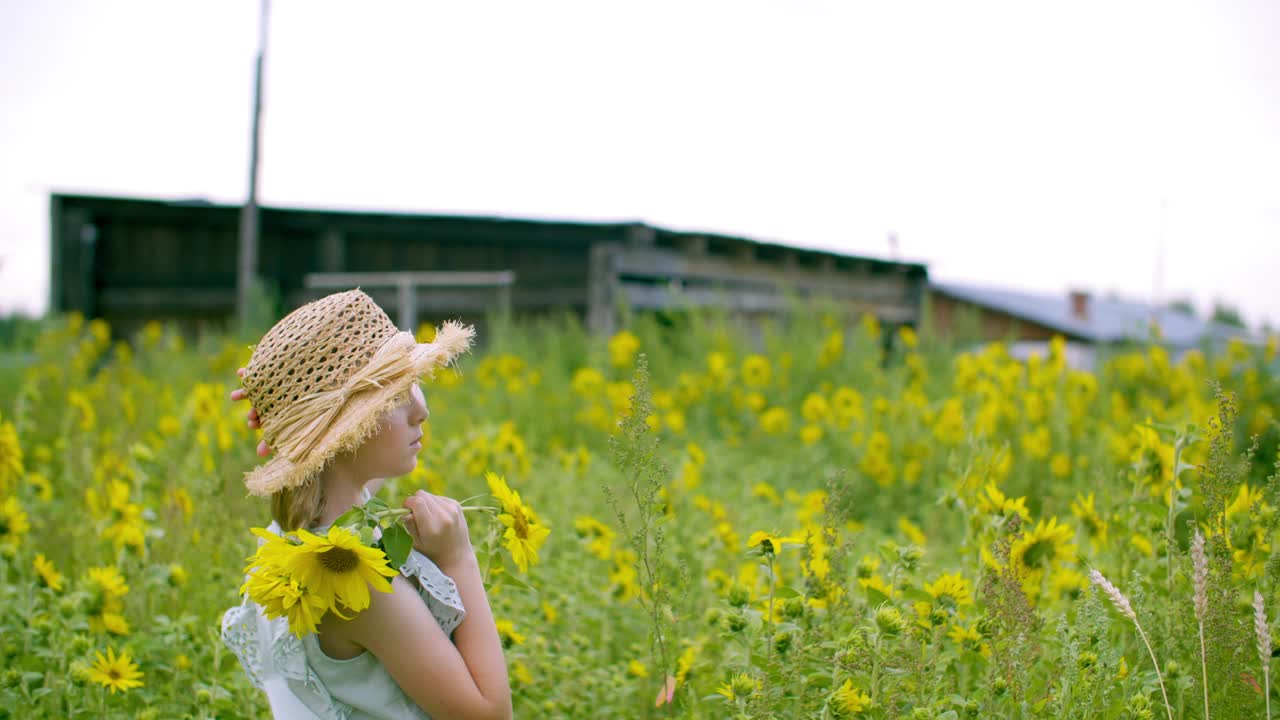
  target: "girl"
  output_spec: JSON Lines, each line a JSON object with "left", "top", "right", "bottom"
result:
{"left": 220, "top": 289, "right": 512, "bottom": 720}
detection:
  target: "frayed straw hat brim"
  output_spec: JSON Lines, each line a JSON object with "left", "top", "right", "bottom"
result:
{"left": 243, "top": 337, "right": 460, "bottom": 497}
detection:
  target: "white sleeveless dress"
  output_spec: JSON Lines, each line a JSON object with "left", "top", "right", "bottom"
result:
{"left": 220, "top": 507, "right": 466, "bottom": 720}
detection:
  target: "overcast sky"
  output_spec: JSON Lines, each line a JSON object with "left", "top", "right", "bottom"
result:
{"left": 2, "top": 0, "right": 1277, "bottom": 328}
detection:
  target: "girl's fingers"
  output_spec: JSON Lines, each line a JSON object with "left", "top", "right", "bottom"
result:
{"left": 256, "top": 440, "right": 270, "bottom": 457}
{"left": 230, "top": 388, "right": 246, "bottom": 401}
{"left": 237, "top": 367, "right": 247, "bottom": 378}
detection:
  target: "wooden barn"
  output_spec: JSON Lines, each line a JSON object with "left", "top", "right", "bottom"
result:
{"left": 50, "top": 193, "right": 929, "bottom": 340}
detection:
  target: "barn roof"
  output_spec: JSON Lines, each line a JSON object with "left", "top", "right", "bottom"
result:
{"left": 51, "top": 192, "right": 927, "bottom": 276}
{"left": 931, "top": 280, "right": 1252, "bottom": 348}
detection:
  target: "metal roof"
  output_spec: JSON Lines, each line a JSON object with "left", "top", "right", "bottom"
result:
{"left": 931, "top": 280, "right": 1252, "bottom": 348}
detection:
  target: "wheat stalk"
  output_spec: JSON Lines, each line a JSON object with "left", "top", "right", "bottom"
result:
{"left": 1192, "top": 530, "right": 1210, "bottom": 720}
{"left": 1090, "top": 569, "right": 1173, "bottom": 720}
{"left": 1254, "top": 590, "right": 1271, "bottom": 720}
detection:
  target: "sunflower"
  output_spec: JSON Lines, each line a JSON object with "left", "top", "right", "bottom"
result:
{"left": 0, "top": 496, "right": 30, "bottom": 547}
{"left": 242, "top": 562, "right": 330, "bottom": 637}
{"left": 573, "top": 515, "right": 615, "bottom": 560}
{"left": 86, "top": 646, "right": 144, "bottom": 694}
{"left": 486, "top": 471, "right": 550, "bottom": 573}
{"left": 85, "top": 566, "right": 129, "bottom": 600}
{"left": 746, "top": 530, "right": 801, "bottom": 557}
{"left": 0, "top": 414, "right": 23, "bottom": 495}
{"left": 1070, "top": 492, "right": 1108, "bottom": 545}
{"left": 831, "top": 678, "right": 872, "bottom": 716}
{"left": 495, "top": 618, "right": 526, "bottom": 648}
{"left": 34, "top": 554, "right": 64, "bottom": 591}
{"left": 1009, "top": 517, "right": 1077, "bottom": 594}
{"left": 281, "top": 526, "right": 398, "bottom": 614}
{"left": 923, "top": 572, "right": 974, "bottom": 611}
{"left": 741, "top": 355, "right": 771, "bottom": 388}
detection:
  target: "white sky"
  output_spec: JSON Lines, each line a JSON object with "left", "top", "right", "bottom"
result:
{"left": 2, "top": 0, "right": 1278, "bottom": 327}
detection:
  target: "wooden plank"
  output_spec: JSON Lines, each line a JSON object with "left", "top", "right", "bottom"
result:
{"left": 618, "top": 281, "right": 918, "bottom": 322}
{"left": 587, "top": 243, "right": 618, "bottom": 335}
{"left": 611, "top": 245, "right": 912, "bottom": 302}
{"left": 319, "top": 229, "right": 345, "bottom": 271}
{"left": 303, "top": 271, "right": 516, "bottom": 288}
{"left": 98, "top": 287, "right": 237, "bottom": 310}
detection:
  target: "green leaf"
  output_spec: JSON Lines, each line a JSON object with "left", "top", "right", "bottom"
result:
{"left": 364, "top": 495, "right": 390, "bottom": 512}
{"left": 1130, "top": 501, "right": 1167, "bottom": 519}
{"left": 901, "top": 587, "right": 934, "bottom": 604}
{"left": 333, "top": 507, "right": 364, "bottom": 529}
{"left": 864, "top": 586, "right": 891, "bottom": 606}
{"left": 773, "top": 585, "right": 801, "bottom": 599}
{"left": 381, "top": 524, "right": 413, "bottom": 568}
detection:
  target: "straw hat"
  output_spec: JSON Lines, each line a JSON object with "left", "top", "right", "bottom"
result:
{"left": 239, "top": 289, "right": 475, "bottom": 497}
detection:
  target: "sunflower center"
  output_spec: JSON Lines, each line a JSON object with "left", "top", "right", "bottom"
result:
{"left": 1022, "top": 539, "right": 1053, "bottom": 569}
{"left": 512, "top": 511, "right": 530, "bottom": 539}
{"left": 107, "top": 668, "right": 122, "bottom": 681}
{"left": 320, "top": 547, "right": 360, "bottom": 573}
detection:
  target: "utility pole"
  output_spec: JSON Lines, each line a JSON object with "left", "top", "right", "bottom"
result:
{"left": 1153, "top": 195, "right": 1167, "bottom": 326}
{"left": 237, "top": 0, "right": 270, "bottom": 329}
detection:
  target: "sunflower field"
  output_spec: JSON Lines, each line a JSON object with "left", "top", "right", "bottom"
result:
{"left": 0, "top": 307, "right": 1278, "bottom": 719}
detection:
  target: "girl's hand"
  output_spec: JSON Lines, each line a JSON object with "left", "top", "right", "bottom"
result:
{"left": 230, "top": 367, "right": 272, "bottom": 457}
{"left": 402, "top": 491, "right": 474, "bottom": 568}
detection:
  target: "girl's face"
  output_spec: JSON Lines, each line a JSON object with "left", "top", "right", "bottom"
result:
{"left": 349, "top": 383, "right": 429, "bottom": 479}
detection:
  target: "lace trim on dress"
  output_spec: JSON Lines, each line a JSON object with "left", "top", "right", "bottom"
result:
{"left": 400, "top": 550, "right": 467, "bottom": 636}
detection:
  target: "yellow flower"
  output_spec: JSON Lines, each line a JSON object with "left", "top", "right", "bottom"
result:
{"left": 0, "top": 496, "right": 30, "bottom": 547}
{"left": 283, "top": 526, "right": 398, "bottom": 613}
{"left": 573, "top": 515, "right": 615, "bottom": 560}
{"left": 1070, "top": 492, "right": 1109, "bottom": 545}
{"left": 628, "top": 659, "right": 649, "bottom": 678}
{"left": 168, "top": 564, "right": 189, "bottom": 587}
{"left": 495, "top": 618, "right": 526, "bottom": 647}
{"left": 67, "top": 390, "right": 97, "bottom": 431}
{"left": 571, "top": 367, "right": 606, "bottom": 397}
{"left": 948, "top": 623, "right": 988, "bottom": 655}
{"left": 1020, "top": 425, "right": 1052, "bottom": 459}
{"left": 86, "top": 647, "right": 144, "bottom": 694}
{"left": 241, "top": 561, "right": 330, "bottom": 637}
{"left": 1130, "top": 534, "right": 1154, "bottom": 557}
{"left": 608, "top": 330, "right": 641, "bottom": 368}
{"left": 977, "top": 483, "right": 1030, "bottom": 521}
{"left": 759, "top": 407, "right": 790, "bottom": 435}
{"left": 751, "top": 482, "right": 781, "bottom": 505}
{"left": 97, "top": 612, "right": 131, "bottom": 636}
{"left": 1009, "top": 517, "right": 1076, "bottom": 592}
{"left": 716, "top": 672, "right": 761, "bottom": 701}
{"left": 801, "top": 393, "right": 832, "bottom": 424}
{"left": 1050, "top": 453, "right": 1072, "bottom": 478}
{"left": 34, "top": 554, "right": 64, "bottom": 591}
{"left": 0, "top": 414, "right": 24, "bottom": 495}
{"left": 746, "top": 530, "right": 801, "bottom": 557}
{"left": 175, "top": 654, "right": 192, "bottom": 670}
{"left": 898, "top": 325, "right": 918, "bottom": 349}
{"left": 800, "top": 424, "right": 824, "bottom": 445}
{"left": 742, "top": 355, "right": 771, "bottom": 388}
{"left": 898, "top": 516, "right": 926, "bottom": 546}
{"left": 486, "top": 471, "right": 551, "bottom": 573}
{"left": 86, "top": 566, "right": 129, "bottom": 599}
{"left": 831, "top": 678, "right": 872, "bottom": 715}
{"left": 27, "top": 472, "right": 52, "bottom": 502}
{"left": 923, "top": 572, "right": 974, "bottom": 610}
{"left": 858, "top": 574, "right": 893, "bottom": 598}
{"left": 512, "top": 660, "right": 533, "bottom": 686}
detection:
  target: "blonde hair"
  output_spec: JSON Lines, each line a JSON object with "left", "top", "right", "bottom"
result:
{"left": 270, "top": 476, "right": 326, "bottom": 531}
